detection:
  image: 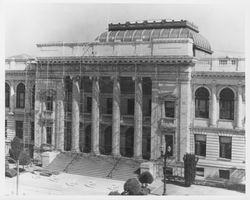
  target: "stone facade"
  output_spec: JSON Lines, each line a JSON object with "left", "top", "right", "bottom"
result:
{"left": 5, "top": 20, "right": 245, "bottom": 184}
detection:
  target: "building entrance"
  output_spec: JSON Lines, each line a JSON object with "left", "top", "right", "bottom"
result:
{"left": 165, "top": 135, "right": 173, "bottom": 156}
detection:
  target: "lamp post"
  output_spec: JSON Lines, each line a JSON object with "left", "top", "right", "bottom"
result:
{"left": 161, "top": 145, "right": 171, "bottom": 196}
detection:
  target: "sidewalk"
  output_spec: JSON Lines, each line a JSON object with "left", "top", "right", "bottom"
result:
{"left": 150, "top": 179, "right": 244, "bottom": 196}
{"left": 4, "top": 172, "right": 244, "bottom": 196}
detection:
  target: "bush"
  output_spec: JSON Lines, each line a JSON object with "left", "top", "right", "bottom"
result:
{"left": 6, "top": 169, "right": 17, "bottom": 178}
{"left": 183, "top": 153, "right": 198, "bottom": 187}
{"left": 19, "top": 151, "right": 31, "bottom": 168}
{"left": 108, "top": 191, "right": 120, "bottom": 195}
{"left": 124, "top": 178, "right": 141, "bottom": 195}
{"left": 138, "top": 187, "right": 150, "bottom": 195}
{"left": 9, "top": 137, "right": 23, "bottom": 161}
{"left": 139, "top": 171, "right": 154, "bottom": 188}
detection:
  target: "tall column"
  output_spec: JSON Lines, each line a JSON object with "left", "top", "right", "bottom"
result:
{"left": 134, "top": 77, "right": 143, "bottom": 158}
{"left": 210, "top": 84, "right": 217, "bottom": 127}
{"left": 56, "top": 80, "right": 65, "bottom": 151}
{"left": 112, "top": 76, "right": 121, "bottom": 157}
{"left": 9, "top": 84, "right": 15, "bottom": 113}
{"left": 71, "top": 76, "right": 80, "bottom": 152}
{"left": 150, "top": 79, "right": 161, "bottom": 160}
{"left": 91, "top": 77, "right": 100, "bottom": 155}
{"left": 236, "top": 85, "right": 243, "bottom": 129}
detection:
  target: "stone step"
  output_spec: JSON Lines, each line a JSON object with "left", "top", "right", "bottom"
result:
{"left": 45, "top": 152, "right": 142, "bottom": 181}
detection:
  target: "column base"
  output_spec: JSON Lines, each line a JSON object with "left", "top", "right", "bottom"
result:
{"left": 112, "top": 153, "right": 121, "bottom": 158}
{"left": 133, "top": 155, "right": 143, "bottom": 160}
{"left": 209, "top": 124, "right": 217, "bottom": 128}
{"left": 91, "top": 151, "right": 100, "bottom": 156}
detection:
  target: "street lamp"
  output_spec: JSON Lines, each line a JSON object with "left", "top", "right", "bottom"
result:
{"left": 161, "top": 145, "right": 171, "bottom": 196}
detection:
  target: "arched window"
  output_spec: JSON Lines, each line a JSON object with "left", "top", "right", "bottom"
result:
{"left": 195, "top": 87, "right": 209, "bottom": 118}
{"left": 16, "top": 83, "right": 25, "bottom": 108}
{"left": 219, "top": 88, "right": 234, "bottom": 120}
{"left": 5, "top": 83, "right": 10, "bottom": 108}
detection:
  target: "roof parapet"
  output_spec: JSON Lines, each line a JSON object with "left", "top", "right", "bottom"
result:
{"left": 109, "top": 19, "right": 199, "bottom": 33}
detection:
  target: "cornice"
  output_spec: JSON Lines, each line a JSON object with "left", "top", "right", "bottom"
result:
{"left": 191, "top": 126, "right": 245, "bottom": 135}
{"left": 37, "top": 56, "right": 196, "bottom": 65}
{"left": 192, "top": 71, "right": 245, "bottom": 78}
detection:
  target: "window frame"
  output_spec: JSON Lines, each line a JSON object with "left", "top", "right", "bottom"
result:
{"left": 219, "top": 88, "right": 234, "bottom": 120}
{"left": 195, "top": 134, "right": 207, "bottom": 157}
{"left": 46, "top": 95, "right": 53, "bottom": 111}
{"left": 16, "top": 83, "right": 25, "bottom": 108}
{"left": 15, "top": 120, "right": 23, "bottom": 139}
{"left": 5, "top": 83, "right": 10, "bottom": 108}
{"left": 127, "top": 98, "right": 135, "bottom": 115}
{"left": 106, "top": 97, "right": 113, "bottom": 114}
{"left": 219, "top": 136, "right": 232, "bottom": 159}
{"left": 195, "top": 87, "right": 209, "bottom": 119}
{"left": 164, "top": 101, "right": 175, "bottom": 118}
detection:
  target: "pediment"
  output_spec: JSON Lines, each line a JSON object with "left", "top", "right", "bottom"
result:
{"left": 158, "top": 92, "right": 178, "bottom": 101}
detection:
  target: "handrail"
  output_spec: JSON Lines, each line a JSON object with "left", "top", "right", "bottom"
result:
{"left": 106, "top": 157, "right": 122, "bottom": 178}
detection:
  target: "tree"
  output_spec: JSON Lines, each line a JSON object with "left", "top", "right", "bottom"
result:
{"left": 19, "top": 151, "right": 31, "bottom": 169}
{"left": 9, "top": 137, "right": 23, "bottom": 161}
{"left": 138, "top": 171, "right": 154, "bottom": 188}
{"left": 123, "top": 178, "right": 141, "bottom": 195}
{"left": 183, "top": 153, "right": 199, "bottom": 187}
{"left": 8, "top": 136, "right": 24, "bottom": 195}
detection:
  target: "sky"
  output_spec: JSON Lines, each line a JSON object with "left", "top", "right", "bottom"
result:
{"left": 4, "top": 2, "right": 246, "bottom": 57}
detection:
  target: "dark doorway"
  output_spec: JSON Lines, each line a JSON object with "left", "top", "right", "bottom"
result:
{"left": 123, "top": 127, "right": 134, "bottom": 157}
{"left": 101, "top": 126, "right": 112, "bottom": 155}
{"left": 165, "top": 135, "right": 174, "bottom": 156}
{"left": 84, "top": 125, "right": 91, "bottom": 153}
{"left": 64, "top": 121, "right": 72, "bottom": 151}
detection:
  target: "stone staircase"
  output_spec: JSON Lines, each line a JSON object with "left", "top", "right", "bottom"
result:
{"left": 45, "top": 152, "right": 142, "bottom": 181}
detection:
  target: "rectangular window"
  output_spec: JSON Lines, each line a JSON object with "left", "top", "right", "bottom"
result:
{"left": 5, "top": 120, "right": 7, "bottom": 138}
{"left": 219, "top": 60, "right": 227, "bottom": 65}
{"left": 196, "top": 167, "right": 205, "bottom": 177}
{"left": 195, "top": 134, "right": 206, "bottom": 156}
{"left": 106, "top": 98, "right": 113, "bottom": 114}
{"left": 15, "top": 121, "right": 23, "bottom": 139}
{"left": 46, "top": 127, "right": 52, "bottom": 144}
{"left": 219, "top": 136, "right": 232, "bottom": 159}
{"left": 86, "top": 97, "right": 92, "bottom": 113}
{"left": 219, "top": 170, "right": 230, "bottom": 179}
{"left": 127, "top": 98, "right": 134, "bottom": 115}
{"left": 231, "top": 60, "right": 236, "bottom": 65}
{"left": 46, "top": 96, "right": 53, "bottom": 111}
{"left": 165, "top": 101, "right": 175, "bottom": 118}
{"left": 30, "top": 122, "right": 34, "bottom": 141}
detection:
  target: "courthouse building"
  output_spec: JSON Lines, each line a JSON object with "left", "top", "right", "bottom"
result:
{"left": 5, "top": 20, "right": 245, "bottom": 183}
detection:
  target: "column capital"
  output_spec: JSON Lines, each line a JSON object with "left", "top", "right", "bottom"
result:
{"left": 72, "top": 75, "right": 81, "bottom": 82}
{"left": 111, "top": 75, "right": 120, "bottom": 81}
{"left": 132, "top": 76, "right": 142, "bottom": 81}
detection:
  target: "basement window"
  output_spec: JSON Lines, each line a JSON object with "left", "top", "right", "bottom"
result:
{"left": 219, "top": 170, "right": 230, "bottom": 179}
{"left": 196, "top": 167, "right": 204, "bottom": 177}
